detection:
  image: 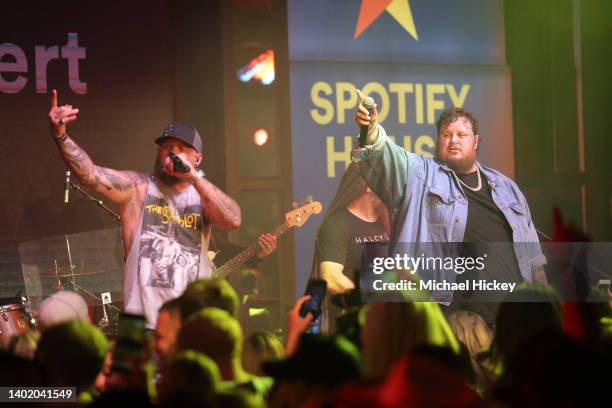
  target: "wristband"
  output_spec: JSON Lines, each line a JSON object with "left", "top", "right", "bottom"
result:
{"left": 54, "top": 133, "right": 68, "bottom": 144}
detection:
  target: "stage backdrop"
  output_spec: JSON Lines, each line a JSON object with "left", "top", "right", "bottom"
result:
{"left": 0, "top": 2, "right": 174, "bottom": 298}
{"left": 288, "top": 0, "right": 514, "bottom": 295}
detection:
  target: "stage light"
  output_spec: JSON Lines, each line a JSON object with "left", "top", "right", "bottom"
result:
{"left": 253, "top": 128, "right": 269, "bottom": 146}
{"left": 238, "top": 49, "right": 275, "bottom": 85}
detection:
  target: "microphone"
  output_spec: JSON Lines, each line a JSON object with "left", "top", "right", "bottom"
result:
{"left": 64, "top": 170, "right": 71, "bottom": 203}
{"left": 168, "top": 152, "right": 191, "bottom": 173}
{"left": 358, "top": 96, "right": 375, "bottom": 147}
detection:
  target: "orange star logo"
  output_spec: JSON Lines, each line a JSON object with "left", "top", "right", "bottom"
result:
{"left": 354, "top": 0, "right": 418, "bottom": 40}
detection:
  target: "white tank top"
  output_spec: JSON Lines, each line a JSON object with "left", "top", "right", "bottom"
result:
{"left": 123, "top": 176, "right": 213, "bottom": 328}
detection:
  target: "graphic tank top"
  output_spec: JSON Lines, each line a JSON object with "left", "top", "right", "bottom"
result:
{"left": 123, "top": 176, "right": 213, "bottom": 328}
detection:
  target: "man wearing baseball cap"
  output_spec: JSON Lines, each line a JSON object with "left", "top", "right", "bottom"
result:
{"left": 48, "top": 90, "right": 242, "bottom": 328}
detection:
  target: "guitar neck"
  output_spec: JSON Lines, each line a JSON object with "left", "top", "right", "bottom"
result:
{"left": 214, "top": 222, "right": 290, "bottom": 279}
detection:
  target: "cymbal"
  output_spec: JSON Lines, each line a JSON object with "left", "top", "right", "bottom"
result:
{"left": 39, "top": 268, "right": 106, "bottom": 278}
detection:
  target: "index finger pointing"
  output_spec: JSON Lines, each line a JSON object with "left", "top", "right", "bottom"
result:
{"left": 356, "top": 89, "right": 365, "bottom": 103}
{"left": 51, "top": 89, "right": 58, "bottom": 109}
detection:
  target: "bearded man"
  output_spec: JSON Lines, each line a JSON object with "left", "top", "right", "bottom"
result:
{"left": 48, "top": 90, "right": 241, "bottom": 327}
{"left": 353, "top": 90, "right": 547, "bottom": 323}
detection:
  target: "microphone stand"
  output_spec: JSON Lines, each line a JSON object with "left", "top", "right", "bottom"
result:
{"left": 67, "top": 181, "right": 121, "bottom": 224}
{"left": 62, "top": 176, "right": 122, "bottom": 332}
{"left": 60, "top": 276, "right": 122, "bottom": 330}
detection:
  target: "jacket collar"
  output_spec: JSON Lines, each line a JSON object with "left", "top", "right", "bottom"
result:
{"left": 434, "top": 158, "right": 503, "bottom": 187}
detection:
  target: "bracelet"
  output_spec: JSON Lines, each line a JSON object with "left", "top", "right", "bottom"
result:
{"left": 54, "top": 133, "right": 68, "bottom": 144}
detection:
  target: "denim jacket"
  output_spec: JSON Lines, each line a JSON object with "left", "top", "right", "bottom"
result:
{"left": 352, "top": 125, "right": 546, "bottom": 300}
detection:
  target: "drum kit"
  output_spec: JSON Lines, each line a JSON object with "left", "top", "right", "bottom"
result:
{"left": 40, "top": 265, "right": 105, "bottom": 292}
{"left": 1, "top": 266, "right": 117, "bottom": 349}
{"left": 3, "top": 176, "right": 126, "bottom": 348}
{"left": 0, "top": 293, "right": 36, "bottom": 349}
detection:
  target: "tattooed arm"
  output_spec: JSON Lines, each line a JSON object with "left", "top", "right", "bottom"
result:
{"left": 191, "top": 175, "right": 241, "bottom": 230}
{"left": 158, "top": 146, "right": 241, "bottom": 230}
{"left": 49, "top": 90, "right": 145, "bottom": 205}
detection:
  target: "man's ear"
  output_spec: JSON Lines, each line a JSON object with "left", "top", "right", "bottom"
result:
{"left": 195, "top": 152, "right": 203, "bottom": 167}
{"left": 474, "top": 134, "right": 480, "bottom": 151}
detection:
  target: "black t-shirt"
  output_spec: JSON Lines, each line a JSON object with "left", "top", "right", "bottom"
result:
{"left": 459, "top": 171, "right": 514, "bottom": 244}
{"left": 316, "top": 208, "right": 389, "bottom": 281}
{"left": 455, "top": 170, "right": 522, "bottom": 323}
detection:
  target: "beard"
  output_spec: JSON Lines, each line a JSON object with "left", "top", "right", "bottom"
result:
{"left": 153, "top": 159, "right": 182, "bottom": 186}
{"left": 444, "top": 155, "right": 476, "bottom": 174}
{"left": 437, "top": 147, "right": 478, "bottom": 174}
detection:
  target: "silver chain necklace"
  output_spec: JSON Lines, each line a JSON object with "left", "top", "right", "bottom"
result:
{"left": 454, "top": 166, "right": 482, "bottom": 192}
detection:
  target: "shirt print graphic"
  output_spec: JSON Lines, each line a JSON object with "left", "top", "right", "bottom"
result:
{"left": 354, "top": 231, "right": 390, "bottom": 244}
{"left": 138, "top": 196, "right": 202, "bottom": 289}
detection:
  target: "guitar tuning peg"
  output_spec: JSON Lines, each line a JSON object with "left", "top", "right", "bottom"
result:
{"left": 305, "top": 195, "right": 314, "bottom": 204}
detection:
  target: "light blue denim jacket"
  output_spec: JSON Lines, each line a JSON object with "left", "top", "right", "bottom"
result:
{"left": 352, "top": 125, "right": 546, "bottom": 300}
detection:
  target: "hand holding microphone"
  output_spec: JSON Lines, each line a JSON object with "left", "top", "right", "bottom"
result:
{"left": 355, "top": 89, "right": 378, "bottom": 147}
{"left": 168, "top": 152, "right": 191, "bottom": 173}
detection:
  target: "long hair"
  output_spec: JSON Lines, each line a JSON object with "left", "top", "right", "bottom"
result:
{"left": 312, "top": 163, "right": 390, "bottom": 332}
{"left": 319, "top": 162, "right": 390, "bottom": 240}
{"left": 323, "top": 163, "right": 368, "bottom": 223}
{"left": 313, "top": 163, "right": 369, "bottom": 282}
{"left": 241, "top": 331, "right": 285, "bottom": 376}
{"left": 447, "top": 311, "right": 495, "bottom": 391}
{"left": 361, "top": 301, "right": 460, "bottom": 379}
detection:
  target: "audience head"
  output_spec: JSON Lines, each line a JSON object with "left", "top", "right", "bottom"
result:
{"left": 447, "top": 311, "right": 494, "bottom": 389}
{"left": 178, "top": 307, "right": 242, "bottom": 380}
{"left": 37, "top": 290, "right": 89, "bottom": 331}
{"left": 36, "top": 320, "right": 108, "bottom": 390}
{"left": 264, "top": 333, "right": 361, "bottom": 407}
{"left": 179, "top": 278, "right": 239, "bottom": 320}
{"left": 155, "top": 297, "right": 182, "bottom": 360}
{"left": 157, "top": 350, "right": 220, "bottom": 406}
{"left": 8, "top": 330, "right": 40, "bottom": 360}
{"left": 490, "top": 284, "right": 562, "bottom": 369}
{"left": 448, "top": 311, "right": 492, "bottom": 355}
{"left": 264, "top": 333, "right": 361, "bottom": 388}
{"left": 361, "top": 301, "right": 460, "bottom": 379}
{"left": 242, "top": 331, "right": 285, "bottom": 376}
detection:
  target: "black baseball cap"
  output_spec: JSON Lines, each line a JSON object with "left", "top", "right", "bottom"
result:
{"left": 155, "top": 123, "right": 202, "bottom": 153}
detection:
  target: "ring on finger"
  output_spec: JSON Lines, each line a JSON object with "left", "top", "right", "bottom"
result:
{"left": 59, "top": 118, "right": 65, "bottom": 125}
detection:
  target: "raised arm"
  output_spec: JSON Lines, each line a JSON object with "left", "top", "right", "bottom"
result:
{"left": 353, "top": 89, "right": 410, "bottom": 214}
{"left": 48, "top": 90, "right": 145, "bottom": 205}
